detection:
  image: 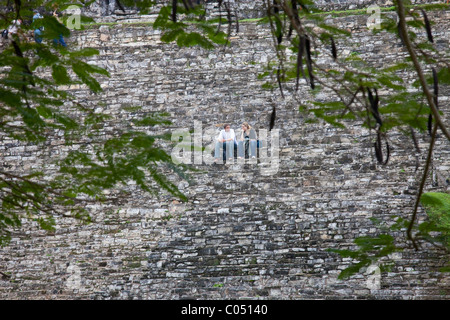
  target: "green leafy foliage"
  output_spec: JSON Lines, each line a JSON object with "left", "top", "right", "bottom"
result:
{"left": 419, "top": 192, "right": 450, "bottom": 249}
{"left": 0, "top": 0, "right": 189, "bottom": 246}
{"left": 329, "top": 195, "right": 450, "bottom": 279}
{"left": 328, "top": 234, "right": 400, "bottom": 280}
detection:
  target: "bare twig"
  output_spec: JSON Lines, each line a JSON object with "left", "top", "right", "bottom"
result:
{"left": 407, "top": 122, "right": 438, "bottom": 250}
{"left": 396, "top": 0, "right": 450, "bottom": 142}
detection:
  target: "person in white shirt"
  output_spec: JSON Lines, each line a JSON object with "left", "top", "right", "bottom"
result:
{"left": 214, "top": 124, "right": 237, "bottom": 163}
{"left": 7, "top": 19, "right": 22, "bottom": 37}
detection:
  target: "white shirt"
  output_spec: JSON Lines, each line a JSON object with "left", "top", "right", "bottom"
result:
{"left": 217, "top": 129, "right": 236, "bottom": 142}
{"left": 8, "top": 20, "right": 21, "bottom": 34}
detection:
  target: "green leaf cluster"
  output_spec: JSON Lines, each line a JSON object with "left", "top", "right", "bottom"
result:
{"left": 419, "top": 192, "right": 450, "bottom": 249}
{"left": 153, "top": 1, "right": 228, "bottom": 49}
{"left": 329, "top": 192, "right": 450, "bottom": 279}
{"left": 0, "top": 0, "right": 189, "bottom": 246}
{"left": 328, "top": 234, "right": 400, "bottom": 280}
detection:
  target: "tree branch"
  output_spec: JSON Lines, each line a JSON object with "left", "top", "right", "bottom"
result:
{"left": 396, "top": 0, "right": 450, "bottom": 142}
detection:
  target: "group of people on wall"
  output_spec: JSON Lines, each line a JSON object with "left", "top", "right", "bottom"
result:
{"left": 214, "top": 122, "right": 258, "bottom": 163}
{"left": 1, "top": 5, "right": 66, "bottom": 47}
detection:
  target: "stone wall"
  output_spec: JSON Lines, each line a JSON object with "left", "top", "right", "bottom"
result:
{"left": 0, "top": 8, "right": 449, "bottom": 299}
{"left": 80, "top": 0, "right": 448, "bottom": 20}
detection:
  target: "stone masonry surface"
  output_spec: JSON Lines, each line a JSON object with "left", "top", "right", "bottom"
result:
{"left": 0, "top": 6, "right": 449, "bottom": 299}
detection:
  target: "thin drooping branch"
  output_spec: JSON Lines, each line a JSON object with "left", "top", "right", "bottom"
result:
{"left": 396, "top": 0, "right": 450, "bottom": 142}
{"left": 396, "top": 0, "right": 449, "bottom": 250}
{"left": 407, "top": 122, "right": 438, "bottom": 250}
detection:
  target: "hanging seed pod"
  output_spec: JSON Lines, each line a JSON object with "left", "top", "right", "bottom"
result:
{"left": 115, "top": 0, "right": 126, "bottom": 12}
{"left": 277, "top": 67, "right": 285, "bottom": 99}
{"left": 305, "top": 35, "right": 312, "bottom": 61}
{"left": 428, "top": 114, "right": 433, "bottom": 136}
{"left": 374, "top": 133, "right": 383, "bottom": 164}
{"left": 305, "top": 36, "right": 314, "bottom": 89}
{"left": 421, "top": 9, "right": 434, "bottom": 43}
{"left": 330, "top": 36, "right": 337, "bottom": 60}
{"left": 432, "top": 67, "right": 438, "bottom": 107}
{"left": 273, "top": 0, "right": 283, "bottom": 44}
{"left": 273, "top": 0, "right": 279, "bottom": 14}
{"left": 410, "top": 126, "right": 421, "bottom": 154}
{"left": 234, "top": 8, "right": 239, "bottom": 33}
{"left": 287, "top": 23, "right": 293, "bottom": 40}
{"left": 383, "top": 140, "right": 390, "bottom": 165}
{"left": 270, "top": 105, "right": 276, "bottom": 131}
{"left": 373, "top": 132, "right": 389, "bottom": 165}
{"left": 397, "top": 22, "right": 405, "bottom": 46}
{"left": 428, "top": 68, "right": 439, "bottom": 136}
{"left": 367, "top": 88, "right": 382, "bottom": 127}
